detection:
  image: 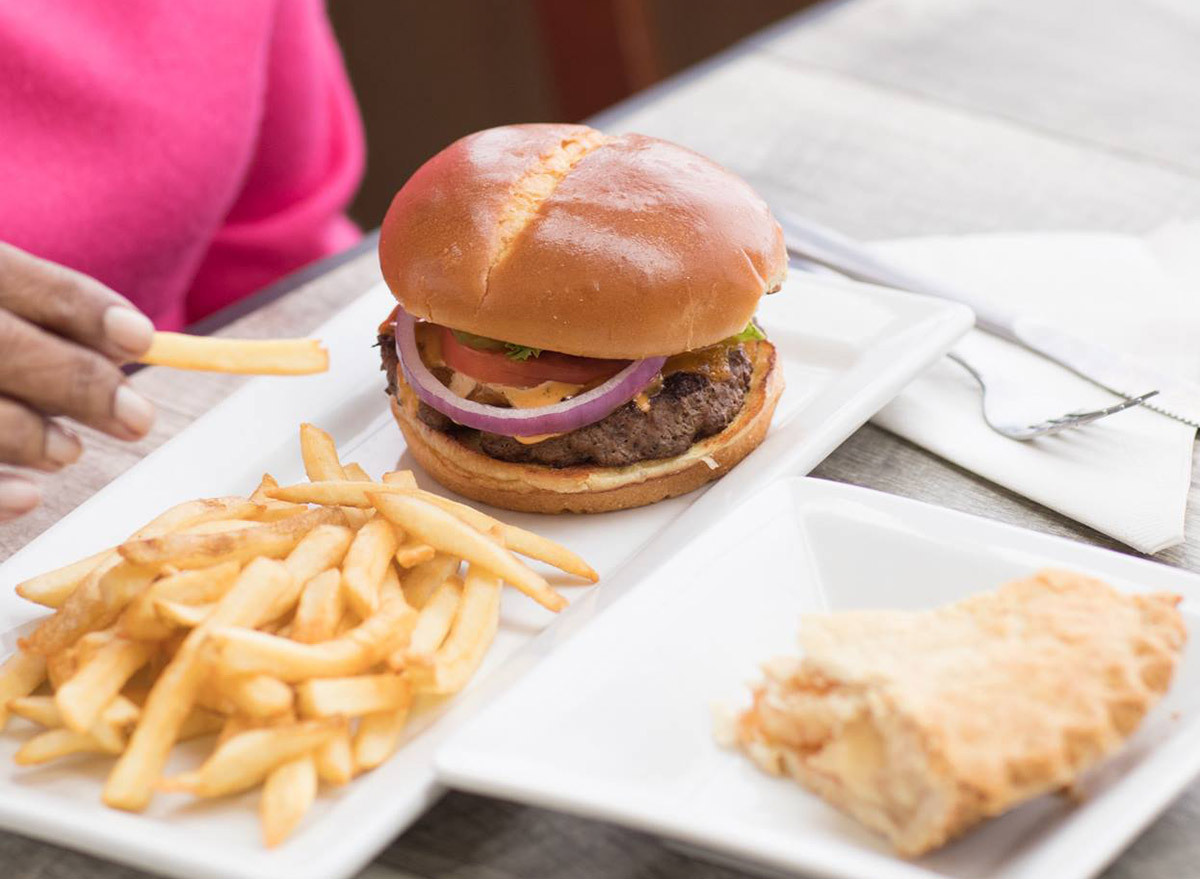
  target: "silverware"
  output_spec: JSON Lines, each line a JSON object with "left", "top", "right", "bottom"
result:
{"left": 792, "top": 258, "right": 1157, "bottom": 440}
{"left": 946, "top": 353, "right": 1159, "bottom": 440}
{"left": 774, "top": 206, "right": 1200, "bottom": 429}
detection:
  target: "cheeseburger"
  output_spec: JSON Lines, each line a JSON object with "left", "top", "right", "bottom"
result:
{"left": 377, "top": 123, "right": 786, "bottom": 514}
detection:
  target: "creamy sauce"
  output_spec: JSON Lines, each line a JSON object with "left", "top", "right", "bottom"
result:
{"left": 497, "top": 381, "right": 582, "bottom": 409}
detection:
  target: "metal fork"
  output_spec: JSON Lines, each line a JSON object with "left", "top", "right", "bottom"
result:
{"left": 945, "top": 353, "right": 1159, "bottom": 440}
{"left": 789, "top": 256, "right": 1158, "bottom": 441}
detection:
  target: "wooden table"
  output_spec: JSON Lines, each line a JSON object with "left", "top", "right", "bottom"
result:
{"left": 5, "top": 0, "right": 1200, "bottom": 876}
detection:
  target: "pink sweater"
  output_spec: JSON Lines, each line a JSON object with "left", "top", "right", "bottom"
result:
{"left": 0, "top": 0, "right": 364, "bottom": 329}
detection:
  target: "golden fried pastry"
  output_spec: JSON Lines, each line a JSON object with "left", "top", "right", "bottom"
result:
{"left": 736, "top": 569, "right": 1186, "bottom": 855}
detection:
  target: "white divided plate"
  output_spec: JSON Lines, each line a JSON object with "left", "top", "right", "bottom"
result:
{"left": 0, "top": 274, "right": 969, "bottom": 879}
{"left": 435, "top": 478, "right": 1200, "bottom": 879}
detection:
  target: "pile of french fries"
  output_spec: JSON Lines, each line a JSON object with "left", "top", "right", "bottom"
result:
{"left": 0, "top": 424, "right": 596, "bottom": 846}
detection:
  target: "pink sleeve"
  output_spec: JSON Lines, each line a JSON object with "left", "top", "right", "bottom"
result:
{"left": 0, "top": 0, "right": 364, "bottom": 329}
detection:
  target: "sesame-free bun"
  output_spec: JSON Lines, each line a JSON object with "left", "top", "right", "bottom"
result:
{"left": 379, "top": 124, "right": 787, "bottom": 360}
{"left": 389, "top": 341, "right": 783, "bottom": 514}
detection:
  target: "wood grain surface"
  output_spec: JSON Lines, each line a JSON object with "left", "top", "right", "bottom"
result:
{"left": 4, "top": 1, "right": 1200, "bottom": 877}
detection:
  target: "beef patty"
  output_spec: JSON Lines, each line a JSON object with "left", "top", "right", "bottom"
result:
{"left": 379, "top": 331, "right": 752, "bottom": 468}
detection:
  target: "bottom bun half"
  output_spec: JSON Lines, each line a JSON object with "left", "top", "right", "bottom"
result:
{"left": 390, "top": 341, "right": 784, "bottom": 514}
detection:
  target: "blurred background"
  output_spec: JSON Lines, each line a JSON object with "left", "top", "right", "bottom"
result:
{"left": 328, "top": 0, "right": 815, "bottom": 227}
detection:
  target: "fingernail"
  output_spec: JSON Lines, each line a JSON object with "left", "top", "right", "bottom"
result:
{"left": 44, "top": 423, "right": 82, "bottom": 468}
{"left": 0, "top": 477, "right": 41, "bottom": 517}
{"left": 113, "top": 385, "right": 155, "bottom": 437}
{"left": 103, "top": 306, "right": 155, "bottom": 356}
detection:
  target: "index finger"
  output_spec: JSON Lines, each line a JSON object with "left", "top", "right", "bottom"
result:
{"left": 0, "top": 243, "right": 155, "bottom": 361}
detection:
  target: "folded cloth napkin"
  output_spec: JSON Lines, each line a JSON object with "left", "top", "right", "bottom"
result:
{"left": 869, "top": 224, "right": 1200, "bottom": 554}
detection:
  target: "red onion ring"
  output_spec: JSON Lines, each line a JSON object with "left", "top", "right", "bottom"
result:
{"left": 393, "top": 309, "right": 667, "bottom": 437}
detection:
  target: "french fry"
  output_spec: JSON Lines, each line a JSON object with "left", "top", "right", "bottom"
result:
{"left": 159, "top": 719, "right": 342, "bottom": 797}
{"left": 261, "top": 755, "right": 318, "bottom": 847}
{"left": 268, "top": 481, "right": 596, "bottom": 581}
{"left": 340, "top": 518, "right": 399, "bottom": 618}
{"left": 393, "top": 575, "right": 463, "bottom": 669}
{"left": 381, "top": 470, "right": 418, "bottom": 488}
{"left": 120, "top": 561, "right": 240, "bottom": 640}
{"left": 181, "top": 519, "right": 261, "bottom": 535}
{"left": 7, "top": 696, "right": 63, "bottom": 727}
{"left": 138, "top": 333, "right": 329, "bottom": 375}
{"left": 342, "top": 463, "right": 372, "bottom": 482}
{"left": 154, "top": 599, "right": 212, "bottom": 629}
{"left": 178, "top": 707, "right": 225, "bottom": 741}
{"left": 314, "top": 730, "right": 354, "bottom": 785}
{"left": 394, "top": 539, "right": 436, "bottom": 568}
{"left": 10, "top": 694, "right": 140, "bottom": 762}
{"left": 22, "top": 561, "right": 156, "bottom": 657}
{"left": 355, "top": 694, "right": 412, "bottom": 769}
{"left": 353, "top": 697, "right": 413, "bottom": 771}
{"left": 282, "top": 524, "right": 355, "bottom": 589}
{"left": 411, "top": 564, "right": 501, "bottom": 695}
{"left": 296, "top": 674, "right": 410, "bottom": 718}
{"left": 104, "top": 558, "right": 294, "bottom": 812}
{"left": 371, "top": 493, "right": 566, "bottom": 612}
{"left": 379, "top": 563, "right": 403, "bottom": 602}
{"left": 250, "top": 474, "right": 308, "bottom": 522}
{"left": 119, "top": 508, "right": 339, "bottom": 571}
{"left": 299, "top": 423, "right": 346, "bottom": 481}
{"left": 0, "top": 651, "right": 46, "bottom": 730}
{"left": 212, "top": 594, "right": 417, "bottom": 681}
{"left": 56, "top": 637, "right": 155, "bottom": 733}
{"left": 15, "top": 548, "right": 111, "bottom": 609}
{"left": 222, "top": 674, "right": 294, "bottom": 719}
{"left": 291, "top": 570, "right": 343, "bottom": 644}
{"left": 401, "top": 554, "right": 460, "bottom": 609}
{"left": 15, "top": 728, "right": 125, "bottom": 764}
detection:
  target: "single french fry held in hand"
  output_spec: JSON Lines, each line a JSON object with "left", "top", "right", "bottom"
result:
{"left": 104, "top": 558, "right": 294, "bottom": 812}
{"left": 394, "top": 575, "right": 463, "bottom": 669}
{"left": 261, "top": 755, "right": 318, "bottom": 847}
{"left": 340, "top": 518, "right": 399, "bottom": 618}
{"left": 159, "top": 719, "right": 343, "bottom": 798}
{"left": 15, "top": 548, "right": 112, "bottom": 609}
{"left": 139, "top": 333, "right": 329, "bottom": 375}
{"left": 211, "top": 594, "right": 416, "bottom": 681}
{"left": 55, "top": 637, "right": 155, "bottom": 733}
{"left": 411, "top": 565, "right": 501, "bottom": 695}
{"left": 370, "top": 493, "right": 566, "bottom": 612}
{"left": 297, "top": 674, "right": 410, "bottom": 718}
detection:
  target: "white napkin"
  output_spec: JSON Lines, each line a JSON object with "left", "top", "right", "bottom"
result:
{"left": 868, "top": 225, "right": 1200, "bottom": 554}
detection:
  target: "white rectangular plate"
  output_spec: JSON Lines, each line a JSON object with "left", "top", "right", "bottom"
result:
{"left": 435, "top": 478, "right": 1200, "bottom": 879}
{"left": 0, "top": 274, "right": 969, "bottom": 879}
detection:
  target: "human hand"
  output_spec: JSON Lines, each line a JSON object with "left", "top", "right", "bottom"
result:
{"left": 0, "top": 243, "right": 157, "bottom": 521}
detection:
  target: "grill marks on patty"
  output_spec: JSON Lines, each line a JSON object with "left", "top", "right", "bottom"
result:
{"left": 378, "top": 331, "right": 752, "bottom": 468}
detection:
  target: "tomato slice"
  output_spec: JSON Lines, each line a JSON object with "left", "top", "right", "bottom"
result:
{"left": 439, "top": 327, "right": 629, "bottom": 388}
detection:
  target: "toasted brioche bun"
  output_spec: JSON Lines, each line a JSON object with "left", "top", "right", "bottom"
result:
{"left": 388, "top": 341, "right": 783, "bottom": 514}
{"left": 379, "top": 124, "right": 787, "bottom": 360}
